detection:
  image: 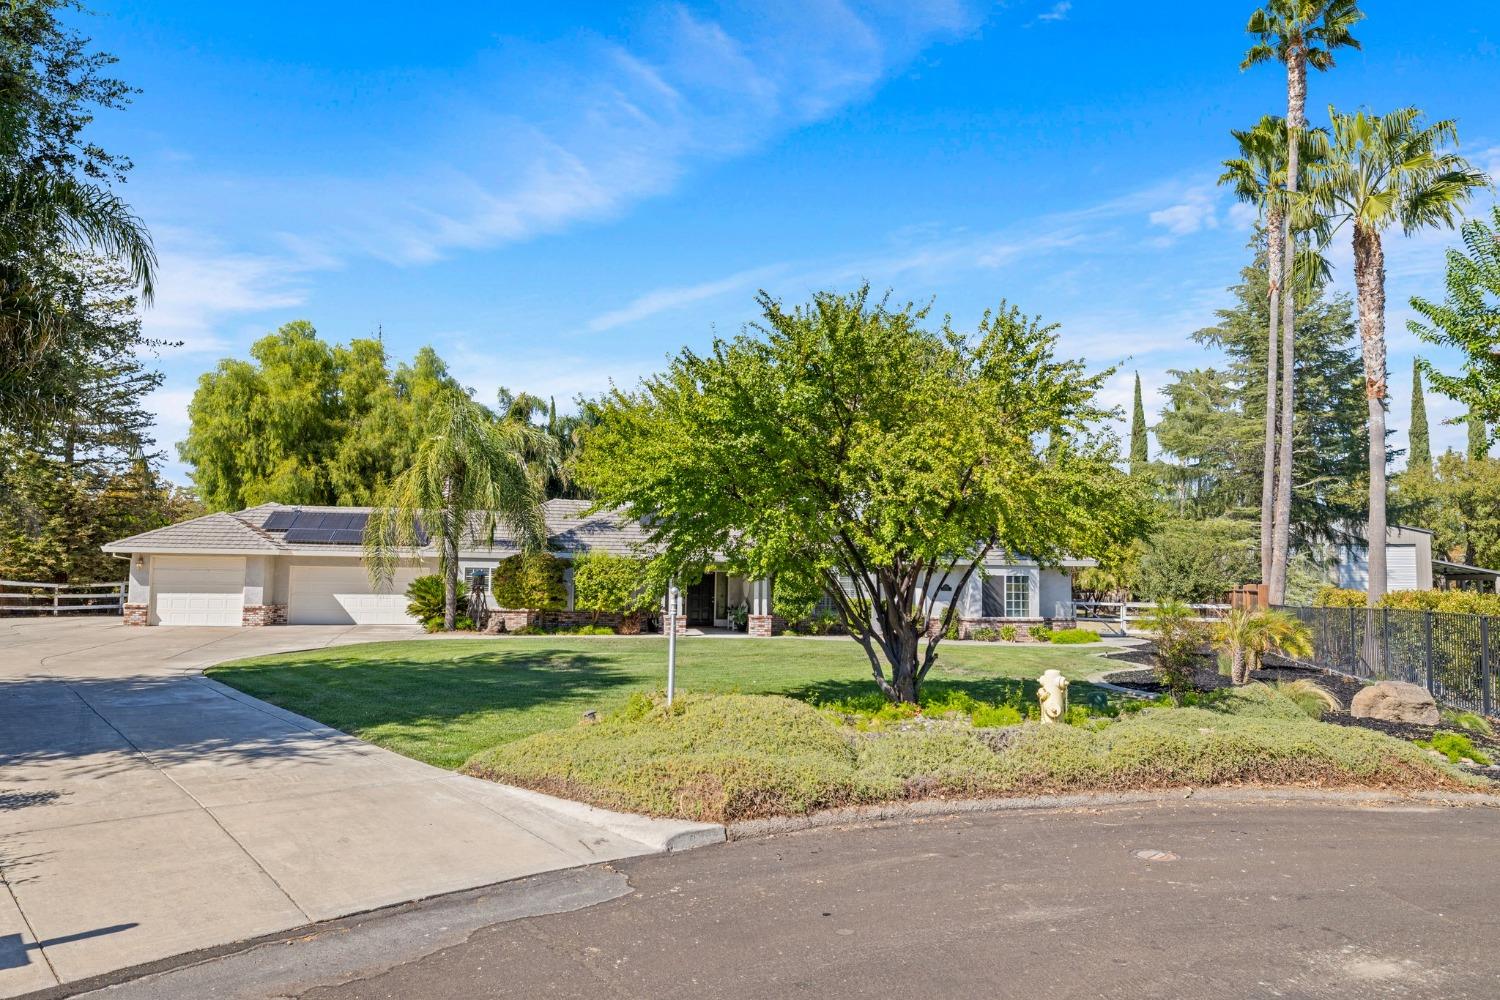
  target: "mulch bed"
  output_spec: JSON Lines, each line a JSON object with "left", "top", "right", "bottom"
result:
{"left": 1101, "top": 652, "right": 1500, "bottom": 784}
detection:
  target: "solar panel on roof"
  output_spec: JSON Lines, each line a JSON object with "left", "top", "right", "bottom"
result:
{"left": 331, "top": 528, "right": 365, "bottom": 544}
{"left": 263, "top": 510, "right": 299, "bottom": 531}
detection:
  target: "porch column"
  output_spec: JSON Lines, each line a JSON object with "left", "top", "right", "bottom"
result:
{"left": 747, "top": 578, "right": 784, "bottom": 637}
{"left": 123, "top": 554, "right": 151, "bottom": 625}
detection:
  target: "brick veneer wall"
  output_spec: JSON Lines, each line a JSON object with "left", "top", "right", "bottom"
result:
{"left": 484, "top": 609, "right": 650, "bottom": 634}
{"left": 123, "top": 603, "right": 149, "bottom": 626}
{"left": 241, "top": 604, "right": 287, "bottom": 626}
{"left": 747, "top": 614, "right": 786, "bottom": 637}
{"left": 924, "top": 617, "right": 1074, "bottom": 641}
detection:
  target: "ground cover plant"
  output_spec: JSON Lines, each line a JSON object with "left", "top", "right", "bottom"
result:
{"left": 462, "top": 684, "right": 1479, "bottom": 823}
{"left": 209, "top": 637, "right": 1115, "bottom": 769}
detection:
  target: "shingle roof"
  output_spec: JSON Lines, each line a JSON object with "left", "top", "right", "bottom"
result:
{"left": 103, "top": 500, "right": 657, "bottom": 558}
{"left": 102, "top": 512, "right": 286, "bottom": 554}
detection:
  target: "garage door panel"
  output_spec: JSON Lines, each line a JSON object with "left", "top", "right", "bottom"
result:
{"left": 153, "top": 557, "right": 245, "bottom": 626}
{"left": 289, "top": 564, "right": 420, "bottom": 625}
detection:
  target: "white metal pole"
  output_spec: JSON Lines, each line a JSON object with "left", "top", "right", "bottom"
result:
{"left": 666, "top": 580, "right": 679, "bottom": 705}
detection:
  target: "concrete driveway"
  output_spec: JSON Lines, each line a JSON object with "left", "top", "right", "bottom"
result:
{"left": 0, "top": 619, "right": 717, "bottom": 997}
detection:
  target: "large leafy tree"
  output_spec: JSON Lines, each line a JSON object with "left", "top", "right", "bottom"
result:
{"left": 0, "top": 0, "right": 156, "bottom": 425}
{"left": 1241, "top": 0, "right": 1363, "bottom": 603}
{"left": 180, "top": 325, "right": 464, "bottom": 510}
{"left": 364, "top": 390, "right": 552, "bottom": 631}
{"left": 1396, "top": 451, "right": 1500, "bottom": 570}
{"left": 1308, "top": 107, "right": 1487, "bottom": 602}
{"left": 1412, "top": 206, "right": 1500, "bottom": 438}
{"left": 578, "top": 287, "right": 1152, "bottom": 704}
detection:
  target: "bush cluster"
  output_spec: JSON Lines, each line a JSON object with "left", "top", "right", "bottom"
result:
{"left": 462, "top": 687, "right": 1475, "bottom": 823}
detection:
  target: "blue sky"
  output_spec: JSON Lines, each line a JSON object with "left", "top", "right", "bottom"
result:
{"left": 79, "top": 1, "right": 1500, "bottom": 483}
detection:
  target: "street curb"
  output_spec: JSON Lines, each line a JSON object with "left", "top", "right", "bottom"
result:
{"left": 475, "top": 780, "right": 727, "bottom": 852}
{"left": 725, "top": 787, "right": 1500, "bottom": 839}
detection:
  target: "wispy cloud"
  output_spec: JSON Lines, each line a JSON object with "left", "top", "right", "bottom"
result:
{"left": 1148, "top": 186, "right": 1221, "bottom": 241}
{"left": 586, "top": 263, "right": 790, "bottom": 333}
{"left": 1035, "top": 2, "right": 1072, "bottom": 23}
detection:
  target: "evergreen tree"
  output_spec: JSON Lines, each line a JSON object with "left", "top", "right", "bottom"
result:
{"left": 1129, "top": 372, "right": 1148, "bottom": 472}
{"left": 1408, "top": 358, "right": 1431, "bottom": 473}
{"left": 1154, "top": 251, "right": 1372, "bottom": 545}
{"left": 1468, "top": 410, "right": 1488, "bottom": 461}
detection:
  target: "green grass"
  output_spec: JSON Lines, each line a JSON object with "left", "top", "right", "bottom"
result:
{"left": 208, "top": 636, "right": 1118, "bottom": 768}
{"left": 464, "top": 688, "right": 1480, "bottom": 822}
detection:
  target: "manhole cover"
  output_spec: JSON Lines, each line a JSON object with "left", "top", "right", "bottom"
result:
{"left": 1131, "top": 849, "right": 1179, "bottom": 862}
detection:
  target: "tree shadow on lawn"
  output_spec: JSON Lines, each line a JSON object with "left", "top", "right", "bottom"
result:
{"left": 783, "top": 675, "right": 1124, "bottom": 713}
{"left": 212, "top": 647, "right": 643, "bottom": 734}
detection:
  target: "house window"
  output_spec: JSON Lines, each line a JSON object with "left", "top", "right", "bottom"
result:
{"left": 1005, "top": 575, "right": 1030, "bottom": 618}
{"left": 982, "top": 574, "right": 1031, "bottom": 618}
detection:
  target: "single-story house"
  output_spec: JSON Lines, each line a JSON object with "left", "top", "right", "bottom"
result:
{"left": 1330, "top": 523, "right": 1500, "bottom": 594}
{"left": 103, "top": 500, "right": 1088, "bottom": 634}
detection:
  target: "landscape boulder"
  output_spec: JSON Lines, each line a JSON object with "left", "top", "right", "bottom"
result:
{"left": 1349, "top": 681, "right": 1440, "bottom": 726}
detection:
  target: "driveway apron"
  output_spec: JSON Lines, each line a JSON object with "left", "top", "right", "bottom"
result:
{"left": 0, "top": 619, "right": 685, "bottom": 996}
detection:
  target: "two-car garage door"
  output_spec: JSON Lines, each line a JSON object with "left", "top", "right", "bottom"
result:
{"left": 287, "top": 563, "right": 420, "bottom": 625}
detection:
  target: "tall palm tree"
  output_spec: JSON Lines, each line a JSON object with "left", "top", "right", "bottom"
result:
{"left": 1308, "top": 108, "right": 1487, "bottom": 603}
{"left": 364, "top": 390, "right": 554, "bottom": 630}
{"left": 1219, "top": 116, "right": 1329, "bottom": 584}
{"left": 1242, "top": 0, "right": 1363, "bottom": 603}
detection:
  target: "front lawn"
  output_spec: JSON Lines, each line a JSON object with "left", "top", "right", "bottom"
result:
{"left": 208, "top": 636, "right": 1118, "bottom": 768}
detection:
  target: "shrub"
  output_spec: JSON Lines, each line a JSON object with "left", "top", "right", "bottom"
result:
{"left": 1047, "top": 627, "right": 1100, "bottom": 644}
{"left": 1442, "top": 709, "right": 1496, "bottom": 737}
{"left": 492, "top": 552, "right": 568, "bottom": 616}
{"left": 571, "top": 551, "right": 657, "bottom": 622}
{"left": 1314, "top": 585, "right": 1367, "bottom": 608}
{"left": 1271, "top": 679, "right": 1340, "bottom": 720}
{"left": 422, "top": 613, "right": 476, "bottom": 634}
{"left": 971, "top": 703, "right": 1025, "bottom": 727}
{"left": 998, "top": 624, "right": 1018, "bottom": 642}
{"left": 1380, "top": 589, "right": 1500, "bottom": 616}
{"left": 406, "top": 574, "right": 467, "bottom": 629}
{"left": 1029, "top": 625, "right": 1052, "bottom": 642}
{"left": 970, "top": 626, "right": 1000, "bottom": 642}
{"left": 1415, "top": 732, "right": 1492, "bottom": 765}
{"left": 1144, "top": 601, "right": 1208, "bottom": 706}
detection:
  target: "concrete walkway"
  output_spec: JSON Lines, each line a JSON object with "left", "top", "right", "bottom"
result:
{"left": 0, "top": 619, "right": 718, "bottom": 997}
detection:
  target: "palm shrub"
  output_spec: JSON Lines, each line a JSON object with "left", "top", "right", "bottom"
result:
{"left": 1146, "top": 601, "right": 1208, "bottom": 706}
{"left": 1215, "top": 608, "right": 1314, "bottom": 684}
{"left": 406, "top": 574, "right": 467, "bottom": 629}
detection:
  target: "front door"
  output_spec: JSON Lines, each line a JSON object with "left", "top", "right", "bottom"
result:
{"left": 685, "top": 575, "right": 715, "bottom": 626}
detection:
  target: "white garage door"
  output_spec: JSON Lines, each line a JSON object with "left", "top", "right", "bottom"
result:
{"left": 153, "top": 556, "right": 245, "bottom": 626}
{"left": 288, "top": 563, "right": 420, "bottom": 625}
{"left": 1387, "top": 545, "right": 1419, "bottom": 592}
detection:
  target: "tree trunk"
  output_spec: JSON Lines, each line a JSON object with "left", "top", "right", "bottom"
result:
{"left": 1355, "top": 222, "right": 1389, "bottom": 605}
{"left": 1231, "top": 646, "right": 1248, "bottom": 686}
{"left": 1268, "top": 48, "right": 1307, "bottom": 605}
{"left": 443, "top": 527, "right": 459, "bottom": 631}
{"left": 1260, "top": 207, "right": 1284, "bottom": 584}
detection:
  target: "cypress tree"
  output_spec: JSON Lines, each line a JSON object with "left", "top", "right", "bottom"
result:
{"left": 1469, "top": 410, "right": 1488, "bottom": 461}
{"left": 1129, "top": 372, "right": 1148, "bottom": 473}
{"left": 1408, "top": 359, "right": 1430, "bottom": 473}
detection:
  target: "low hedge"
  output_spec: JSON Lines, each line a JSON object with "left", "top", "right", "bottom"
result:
{"left": 462, "top": 687, "right": 1476, "bottom": 823}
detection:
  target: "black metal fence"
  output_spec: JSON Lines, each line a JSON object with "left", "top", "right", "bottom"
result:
{"left": 1276, "top": 604, "right": 1498, "bottom": 716}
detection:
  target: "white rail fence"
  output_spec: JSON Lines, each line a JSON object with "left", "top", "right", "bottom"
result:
{"left": 1075, "top": 600, "right": 1231, "bottom": 634}
{"left": 0, "top": 579, "right": 126, "bottom": 616}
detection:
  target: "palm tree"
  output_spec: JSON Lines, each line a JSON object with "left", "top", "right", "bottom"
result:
{"left": 1242, "top": 0, "right": 1363, "bottom": 603}
{"left": 1219, "top": 116, "right": 1329, "bottom": 584}
{"left": 1215, "top": 608, "right": 1313, "bottom": 685}
{"left": 1308, "top": 108, "right": 1488, "bottom": 603}
{"left": 364, "top": 390, "right": 554, "bottom": 630}
{"left": 0, "top": 170, "right": 158, "bottom": 423}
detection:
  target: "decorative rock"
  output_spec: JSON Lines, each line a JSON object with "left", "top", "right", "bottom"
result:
{"left": 1349, "top": 681, "right": 1440, "bottom": 726}
{"left": 1036, "top": 669, "right": 1069, "bottom": 724}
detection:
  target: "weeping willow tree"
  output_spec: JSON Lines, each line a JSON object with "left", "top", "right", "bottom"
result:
{"left": 363, "top": 390, "right": 553, "bottom": 631}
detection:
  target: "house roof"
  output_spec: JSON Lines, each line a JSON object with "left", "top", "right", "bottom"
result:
{"left": 102, "top": 512, "right": 285, "bottom": 555}
{"left": 103, "top": 500, "right": 655, "bottom": 558}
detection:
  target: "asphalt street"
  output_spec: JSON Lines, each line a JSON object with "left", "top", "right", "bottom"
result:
{"left": 65, "top": 799, "right": 1500, "bottom": 1000}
